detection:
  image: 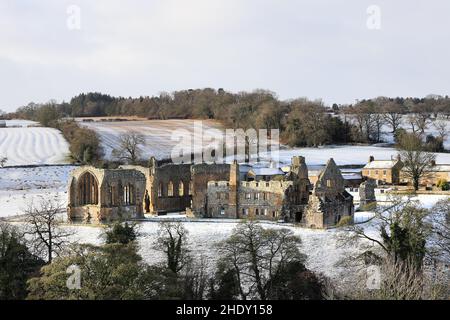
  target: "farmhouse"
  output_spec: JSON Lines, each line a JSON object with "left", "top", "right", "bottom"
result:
{"left": 67, "top": 156, "right": 354, "bottom": 228}
{"left": 362, "top": 156, "right": 403, "bottom": 185}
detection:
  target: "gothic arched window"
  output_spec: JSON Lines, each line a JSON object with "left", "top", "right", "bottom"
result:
{"left": 78, "top": 172, "right": 98, "bottom": 205}
{"left": 158, "top": 182, "right": 163, "bottom": 197}
{"left": 178, "top": 181, "right": 184, "bottom": 196}
{"left": 123, "top": 184, "right": 135, "bottom": 205}
{"left": 168, "top": 181, "right": 174, "bottom": 197}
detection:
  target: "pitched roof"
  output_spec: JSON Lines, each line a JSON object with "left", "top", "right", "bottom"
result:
{"left": 364, "top": 160, "right": 398, "bottom": 169}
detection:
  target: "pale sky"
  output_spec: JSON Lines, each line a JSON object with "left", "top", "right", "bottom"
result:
{"left": 1, "top": 0, "right": 449, "bottom": 112}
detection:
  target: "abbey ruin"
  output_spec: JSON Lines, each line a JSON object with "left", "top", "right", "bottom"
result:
{"left": 67, "top": 156, "right": 354, "bottom": 228}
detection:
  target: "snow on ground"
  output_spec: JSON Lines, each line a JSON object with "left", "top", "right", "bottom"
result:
{"left": 80, "top": 118, "right": 450, "bottom": 166}
{"left": 341, "top": 116, "right": 450, "bottom": 150}
{"left": 349, "top": 188, "right": 448, "bottom": 209}
{"left": 0, "top": 166, "right": 75, "bottom": 217}
{"left": 4, "top": 119, "right": 39, "bottom": 127}
{"left": 65, "top": 219, "right": 353, "bottom": 280}
{"left": 262, "top": 145, "right": 450, "bottom": 166}
{"left": 0, "top": 121, "right": 70, "bottom": 166}
{"left": 379, "top": 118, "right": 450, "bottom": 149}
{"left": 0, "top": 189, "right": 66, "bottom": 218}
{"left": 79, "top": 119, "right": 225, "bottom": 160}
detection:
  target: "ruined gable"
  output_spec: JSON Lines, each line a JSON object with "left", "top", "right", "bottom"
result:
{"left": 314, "top": 158, "right": 345, "bottom": 196}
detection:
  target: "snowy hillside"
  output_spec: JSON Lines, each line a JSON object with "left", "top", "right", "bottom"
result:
{"left": 79, "top": 119, "right": 225, "bottom": 161}
{"left": 0, "top": 120, "right": 70, "bottom": 166}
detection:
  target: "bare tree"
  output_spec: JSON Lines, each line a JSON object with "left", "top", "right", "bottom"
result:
{"left": 154, "top": 221, "right": 190, "bottom": 274}
{"left": 372, "top": 113, "right": 385, "bottom": 143}
{"left": 398, "top": 133, "right": 436, "bottom": 190}
{"left": 429, "top": 198, "right": 450, "bottom": 261}
{"left": 408, "top": 113, "right": 430, "bottom": 136}
{"left": 335, "top": 196, "right": 449, "bottom": 299}
{"left": 112, "top": 132, "right": 146, "bottom": 164}
{"left": 23, "top": 199, "right": 74, "bottom": 263}
{"left": 433, "top": 120, "right": 448, "bottom": 141}
{"left": 344, "top": 256, "right": 440, "bottom": 300}
{"left": 217, "top": 220, "right": 303, "bottom": 300}
{"left": 0, "top": 156, "right": 7, "bottom": 168}
{"left": 382, "top": 102, "right": 404, "bottom": 133}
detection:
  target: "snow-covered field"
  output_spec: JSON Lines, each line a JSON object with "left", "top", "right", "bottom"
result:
{"left": 342, "top": 116, "right": 450, "bottom": 149}
{"left": 379, "top": 118, "right": 450, "bottom": 149}
{"left": 0, "top": 120, "right": 70, "bottom": 166}
{"left": 0, "top": 165, "right": 75, "bottom": 217}
{"left": 80, "top": 118, "right": 450, "bottom": 165}
{"left": 263, "top": 145, "right": 450, "bottom": 166}
{"left": 66, "top": 219, "right": 356, "bottom": 280}
{"left": 3, "top": 119, "right": 39, "bottom": 127}
{"left": 79, "top": 119, "right": 225, "bottom": 160}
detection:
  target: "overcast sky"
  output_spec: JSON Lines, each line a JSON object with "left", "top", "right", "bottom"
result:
{"left": 0, "top": 0, "right": 449, "bottom": 112}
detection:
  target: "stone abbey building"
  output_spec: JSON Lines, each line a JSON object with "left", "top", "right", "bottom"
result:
{"left": 67, "top": 156, "right": 354, "bottom": 228}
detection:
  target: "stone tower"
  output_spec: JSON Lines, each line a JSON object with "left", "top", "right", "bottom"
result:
{"left": 228, "top": 160, "right": 240, "bottom": 218}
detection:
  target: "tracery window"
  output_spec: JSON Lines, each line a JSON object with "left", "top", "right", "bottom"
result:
{"left": 78, "top": 172, "right": 98, "bottom": 205}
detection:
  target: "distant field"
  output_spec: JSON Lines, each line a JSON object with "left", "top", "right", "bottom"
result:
{"left": 79, "top": 119, "right": 225, "bottom": 160}
{"left": 0, "top": 120, "right": 70, "bottom": 166}
{"left": 79, "top": 118, "right": 450, "bottom": 165}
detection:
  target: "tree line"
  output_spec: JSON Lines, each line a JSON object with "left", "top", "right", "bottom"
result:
{"left": 10, "top": 89, "right": 450, "bottom": 149}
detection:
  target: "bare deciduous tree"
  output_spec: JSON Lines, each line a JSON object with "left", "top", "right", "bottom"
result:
{"left": 112, "top": 132, "right": 146, "bottom": 164}
{"left": 23, "top": 199, "right": 74, "bottom": 263}
{"left": 429, "top": 198, "right": 450, "bottom": 260}
{"left": 398, "top": 133, "right": 436, "bottom": 190}
{"left": 382, "top": 102, "right": 404, "bottom": 133}
{"left": 217, "top": 220, "right": 304, "bottom": 300}
{"left": 433, "top": 120, "right": 448, "bottom": 141}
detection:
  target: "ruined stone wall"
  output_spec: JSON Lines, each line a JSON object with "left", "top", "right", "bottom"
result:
{"left": 68, "top": 166, "right": 146, "bottom": 223}
{"left": 359, "top": 179, "right": 376, "bottom": 206}
{"left": 206, "top": 181, "right": 235, "bottom": 218}
{"left": 206, "top": 180, "right": 291, "bottom": 220}
{"left": 152, "top": 163, "right": 192, "bottom": 213}
{"left": 191, "top": 163, "right": 230, "bottom": 217}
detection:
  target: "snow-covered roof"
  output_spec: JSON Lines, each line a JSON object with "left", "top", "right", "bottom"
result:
{"left": 363, "top": 160, "right": 398, "bottom": 169}
{"left": 249, "top": 167, "right": 285, "bottom": 176}
{"left": 239, "top": 164, "right": 253, "bottom": 173}
{"left": 430, "top": 165, "right": 450, "bottom": 172}
{"left": 342, "top": 173, "right": 362, "bottom": 180}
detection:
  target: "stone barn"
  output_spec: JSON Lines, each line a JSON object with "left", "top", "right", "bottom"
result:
{"left": 68, "top": 166, "right": 146, "bottom": 223}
